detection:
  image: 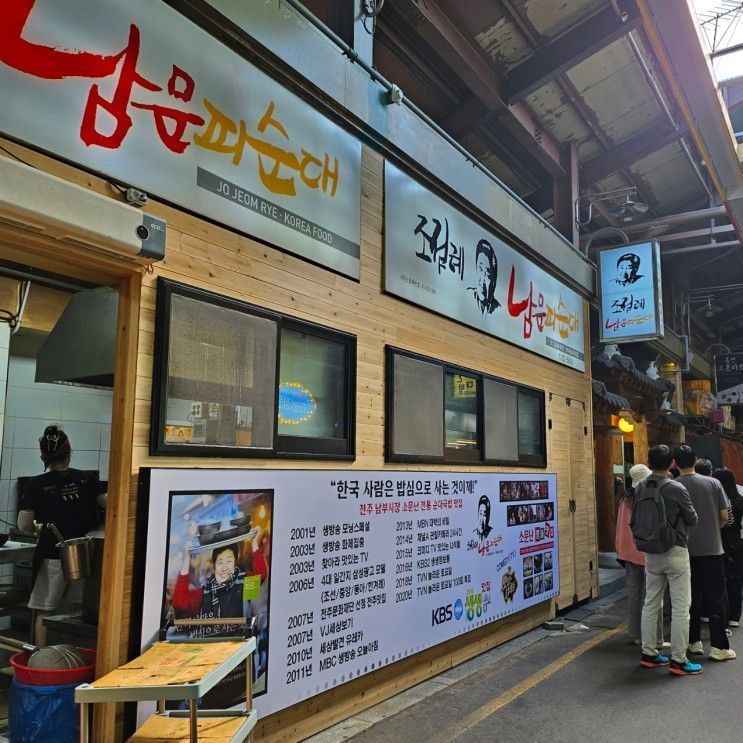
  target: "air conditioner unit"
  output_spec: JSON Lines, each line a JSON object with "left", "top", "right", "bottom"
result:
{"left": 0, "top": 156, "right": 165, "bottom": 262}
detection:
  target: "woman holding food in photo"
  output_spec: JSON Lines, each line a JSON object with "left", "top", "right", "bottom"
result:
{"left": 172, "top": 534, "right": 267, "bottom": 636}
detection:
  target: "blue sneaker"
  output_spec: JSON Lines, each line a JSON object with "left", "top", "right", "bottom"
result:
{"left": 640, "top": 653, "right": 669, "bottom": 668}
{"left": 669, "top": 659, "right": 703, "bottom": 676}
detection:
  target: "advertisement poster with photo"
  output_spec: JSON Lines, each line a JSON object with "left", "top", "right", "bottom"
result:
{"left": 384, "top": 162, "right": 585, "bottom": 371}
{"left": 0, "top": 0, "right": 361, "bottom": 278}
{"left": 714, "top": 353, "right": 743, "bottom": 405}
{"left": 598, "top": 242, "right": 664, "bottom": 343}
{"left": 136, "top": 469, "right": 559, "bottom": 721}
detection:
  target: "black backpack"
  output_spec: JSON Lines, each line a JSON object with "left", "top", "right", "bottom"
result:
{"left": 630, "top": 477, "right": 678, "bottom": 554}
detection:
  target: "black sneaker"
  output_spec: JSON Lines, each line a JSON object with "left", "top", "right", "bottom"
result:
{"left": 640, "top": 653, "right": 669, "bottom": 668}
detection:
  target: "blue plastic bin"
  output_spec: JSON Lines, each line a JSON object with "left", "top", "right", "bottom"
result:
{"left": 9, "top": 678, "right": 80, "bottom": 743}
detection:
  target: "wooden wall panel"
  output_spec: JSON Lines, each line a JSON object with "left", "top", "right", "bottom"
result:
{"left": 1, "top": 138, "right": 598, "bottom": 742}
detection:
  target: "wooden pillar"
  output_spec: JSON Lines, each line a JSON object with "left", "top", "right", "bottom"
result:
{"left": 594, "top": 423, "right": 618, "bottom": 552}
{"left": 633, "top": 415, "right": 650, "bottom": 467}
{"left": 553, "top": 141, "right": 579, "bottom": 247}
{"left": 93, "top": 272, "right": 142, "bottom": 742}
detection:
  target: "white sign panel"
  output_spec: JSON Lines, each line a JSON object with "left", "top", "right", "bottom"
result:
{"left": 0, "top": 0, "right": 361, "bottom": 278}
{"left": 384, "top": 163, "right": 585, "bottom": 371}
{"left": 598, "top": 242, "right": 664, "bottom": 342}
{"left": 137, "top": 469, "right": 559, "bottom": 719}
{"left": 715, "top": 353, "right": 743, "bottom": 405}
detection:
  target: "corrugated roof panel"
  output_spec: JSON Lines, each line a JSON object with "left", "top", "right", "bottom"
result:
{"left": 593, "top": 173, "right": 633, "bottom": 195}
{"left": 629, "top": 143, "right": 702, "bottom": 208}
{"left": 522, "top": 0, "right": 605, "bottom": 39}
{"left": 567, "top": 39, "right": 661, "bottom": 144}
{"left": 523, "top": 82, "right": 596, "bottom": 147}
{"left": 475, "top": 15, "right": 531, "bottom": 66}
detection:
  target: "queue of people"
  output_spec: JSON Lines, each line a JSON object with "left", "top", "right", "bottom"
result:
{"left": 617, "top": 443, "right": 743, "bottom": 677}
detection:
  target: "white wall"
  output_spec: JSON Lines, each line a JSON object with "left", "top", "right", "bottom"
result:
{"left": 0, "top": 354, "right": 112, "bottom": 533}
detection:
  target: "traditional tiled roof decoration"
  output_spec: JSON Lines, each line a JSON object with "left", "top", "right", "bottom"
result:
{"left": 591, "top": 379, "right": 630, "bottom": 412}
{"left": 592, "top": 348, "right": 675, "bottom": 396}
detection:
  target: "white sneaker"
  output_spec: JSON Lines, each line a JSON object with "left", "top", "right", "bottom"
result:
{"left": 688, "top": 641, "right": 704, "bottom": 655}
{"left": 730, "top": 620, "right": 740, "bottom": 628}
{"left": 726, "top": 628, "right": 733, "bottom": 637}
{"left": 657, "top": 641, "right": 672, "bottom": 649}
{"left": 708, "top": 647, "right": 737, "bottom": 661}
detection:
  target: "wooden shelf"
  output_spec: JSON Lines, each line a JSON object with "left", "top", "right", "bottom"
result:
{"left": 127, "top": 709, "right": 257, "bottom": 743}
{"left": 76, "top": 637, "right": 256, "bottom": 743}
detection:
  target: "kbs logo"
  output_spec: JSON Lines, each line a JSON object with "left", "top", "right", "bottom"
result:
{"left": 431, "top": 604, "right": 453, "bottom": 625}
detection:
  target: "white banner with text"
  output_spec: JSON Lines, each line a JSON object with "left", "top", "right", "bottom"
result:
{"left": 137, "top": 468, "right": 559, "bottom": 719}
{"left": 384, "top": 162, "right": 585, "bottom": 370}
{"left": 0, "top": 0, "right": 361, "bottom": 277}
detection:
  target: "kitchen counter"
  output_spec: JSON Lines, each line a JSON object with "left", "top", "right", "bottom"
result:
{"left": 0, "top": 540, "right": 36, "bottom": 564}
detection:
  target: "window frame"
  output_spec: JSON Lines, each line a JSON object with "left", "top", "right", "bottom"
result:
{"left": 151, "top": 278, "right": 356, "bottom": 460}
{"left": 385, "top": 346, "right": 546, "bottom": 468}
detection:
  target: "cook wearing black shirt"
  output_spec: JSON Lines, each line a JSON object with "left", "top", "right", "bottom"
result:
{"left": 17, "top": 425, "right": 106, "bottom": 647}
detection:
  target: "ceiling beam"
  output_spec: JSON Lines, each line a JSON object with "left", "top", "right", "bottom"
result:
{"left": 394, "top": 0, "right": 566, "bottom": 177}
{"left": 663, "top": 240, "right": 740, "bottom": 256}
{"left": 500, "top": 0, "right": 657, "bottom": 223}
{"left": 502, "top": 2, "right": 643, "bottom": 103}
{"left": 656, "top": 224, "right": 735, "bottom": 243}
{"left": 581, "top": 125, "right": 688, "bottom": 184}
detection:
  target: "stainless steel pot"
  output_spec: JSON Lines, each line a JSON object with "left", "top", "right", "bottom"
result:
{"left": 48, "top": 524, "right": 95, "bottom": 582}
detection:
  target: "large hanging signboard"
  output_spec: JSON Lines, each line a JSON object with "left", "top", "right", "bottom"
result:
{"left": 598, "top": 242, "right": 664, "bottom": 343}
{"left": 715, "top": 353, "right": 743, "bottom": 405}
{"left": 384, "top": 163, "right": 585, "bottom": 371}
{"left": 0, "top": 0, "right": 361, "bottom": 278}
{"left": 135, "top": 469, "right": 559, "bottom": 720}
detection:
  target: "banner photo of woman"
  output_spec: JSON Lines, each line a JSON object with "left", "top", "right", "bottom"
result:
{"left": 160, "top": 488, "right": 273, "bottom": 704}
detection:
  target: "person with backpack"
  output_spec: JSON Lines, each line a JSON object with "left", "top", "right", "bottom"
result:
{"left": 713, "top": 467, "right": 743, "bottom": 628}
{"left": 633, "top": 444, "right": 700, "bottom": 675}
{"left": 616, "top": 463, "right": 666, "bottom": 647}
{"left": 674, "top": 445, "right": 735, "bottom": 662}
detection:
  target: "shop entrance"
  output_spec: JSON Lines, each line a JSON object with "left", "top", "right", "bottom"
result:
{"left": 0, "top": 268, "right": 116, "bottom": 641}
{"left": 0, "top": 230, "right": 142, "bottom": 738}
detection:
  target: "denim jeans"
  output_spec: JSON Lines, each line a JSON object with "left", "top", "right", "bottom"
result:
{"left": 642, "top": 546, "right": 691, "bottom": 663}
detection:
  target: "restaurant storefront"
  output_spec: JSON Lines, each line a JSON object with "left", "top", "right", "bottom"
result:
{"left": 0, "top": 1, "right": 598, "bottom": 740}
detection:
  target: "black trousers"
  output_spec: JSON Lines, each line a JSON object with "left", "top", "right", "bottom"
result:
{"left": 725, "top": 551, "right": 743, "bottom": 622}
{"left": 690, "top": 554, "right": 729, "bottom": 648}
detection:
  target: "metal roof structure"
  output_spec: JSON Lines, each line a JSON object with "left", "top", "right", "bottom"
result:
{"left": 304, "top": 0, "right": 743, "bottom": 359}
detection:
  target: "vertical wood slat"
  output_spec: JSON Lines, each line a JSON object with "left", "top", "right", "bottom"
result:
{"left": 93, "top": 273, "right": 142, "bottom": 742}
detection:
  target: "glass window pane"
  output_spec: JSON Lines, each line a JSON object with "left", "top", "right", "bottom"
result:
{"left": 164, "top": 294, "right": 277, "bottom": 448}
{"left": 518, "top": 391, "right": 544, "bottom": 457}
{"left": 484, "top": 379, "right": 518, "bottom": 461}
{"left": 278, "top": 328, "right": 347, "bottom": 439}
{"left": 392, "top": 355, "right": 443, "bottom": 457}
{"left": 445, "top": 372, "right": 479, "bottom": 451}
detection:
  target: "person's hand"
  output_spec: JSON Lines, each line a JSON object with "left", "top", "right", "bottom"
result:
{"left": 251, "top": 524, "right": 263, "bottom": 551}
{"left": 180, "top": 543, "right": 192, "bottom": 575}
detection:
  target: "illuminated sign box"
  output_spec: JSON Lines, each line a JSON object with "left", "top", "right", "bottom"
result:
{"left": 598, "top": 241, "right": 664, "bottom": 343}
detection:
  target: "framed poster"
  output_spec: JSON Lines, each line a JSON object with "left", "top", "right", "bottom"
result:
{"left": 134, "top": 469, "right": 559, "bottom": 720}
{"left": 598, "top": 242, "right": 664, "bottom": 343}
